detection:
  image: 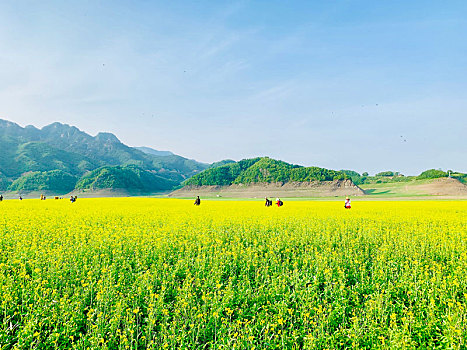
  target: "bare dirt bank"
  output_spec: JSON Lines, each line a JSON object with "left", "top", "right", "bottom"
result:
{"left": 416, "top": 178, "right": 467, "bottom": 196}
{"left": 169, "top": 179, "right": 364, "bottom": 198}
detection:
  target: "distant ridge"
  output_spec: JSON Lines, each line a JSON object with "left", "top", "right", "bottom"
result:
{"left": 135, "top": 146, "right": 174, "bottom": 157}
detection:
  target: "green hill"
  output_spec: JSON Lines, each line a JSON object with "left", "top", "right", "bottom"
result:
{"left": 75, "top": 165, "right": 178, "bottom": 193}
{"left": 184, "top": 157, "right": 346, "bottom": 186}
{"left": 9, "top": 170, "right": 78, "bottom": 193}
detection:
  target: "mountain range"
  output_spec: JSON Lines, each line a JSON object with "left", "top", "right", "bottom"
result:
{"left": 1, "top": 118, "right": 465, "bottom": 197}
{"left": 0, "top": 119, "right": 208, "bottom": 193}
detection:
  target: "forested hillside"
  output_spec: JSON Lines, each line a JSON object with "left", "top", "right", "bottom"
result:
{"left": 184, "top": 157, "right": 346, "bottom": 186}
{"left": 8, "top": 170, "right": 78, "bottom": 193}
{"left": 75, "top": 165, "right": 178, "bottom": 192}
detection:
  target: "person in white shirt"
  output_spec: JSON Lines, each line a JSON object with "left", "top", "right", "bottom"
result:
{"left": 344, "top": 197, "right": 351, "bottom": 209}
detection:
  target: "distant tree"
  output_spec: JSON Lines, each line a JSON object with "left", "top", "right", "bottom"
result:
{"left": 417, "top": 169, "right": 448, "bottom": 179}
{"left": 362, "top": 172, "right": 369, "bottom": 177}
{"left": 376, "top": 171, "right": 394, "bottom": 177}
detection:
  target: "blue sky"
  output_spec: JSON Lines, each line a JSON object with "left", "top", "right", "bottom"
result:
{"left": 0, "top": 1, "right": 466, "bottom": 174}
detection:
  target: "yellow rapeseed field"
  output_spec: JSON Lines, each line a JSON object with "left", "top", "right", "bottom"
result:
{"left": 0, "top": 198, "right": 466, "bottom": 349}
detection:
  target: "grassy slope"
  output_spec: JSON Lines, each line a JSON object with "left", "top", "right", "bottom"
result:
{"left": 360, "top": 179, "right": 431, "bottom": 197}
{"left": 360, "top": 178, "right": 467, "bottom": 198}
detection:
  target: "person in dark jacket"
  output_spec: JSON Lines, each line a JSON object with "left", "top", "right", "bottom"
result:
{"left": 194, "top": 196, "right": 201, "bottom": 206}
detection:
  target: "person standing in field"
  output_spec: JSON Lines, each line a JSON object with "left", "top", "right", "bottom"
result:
{"left": 276, "top": 198, "right": 283, "bottom": 207}
{"left": 194, "top": 196, "right": 201, "bottom": 206}
{"left": 344, "top": 196, "right": 351, "bottom": 209}
{"left": 0, "top": 194, "right": 3, "bottom": 201}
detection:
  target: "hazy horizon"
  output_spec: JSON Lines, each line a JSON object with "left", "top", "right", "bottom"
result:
{"left": 1, "top": 1, "right": 466, "bottom": 175}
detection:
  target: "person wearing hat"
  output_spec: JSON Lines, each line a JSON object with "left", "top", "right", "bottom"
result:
{"left": 344, "top": 196, "right": 351, "bottom": 209}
